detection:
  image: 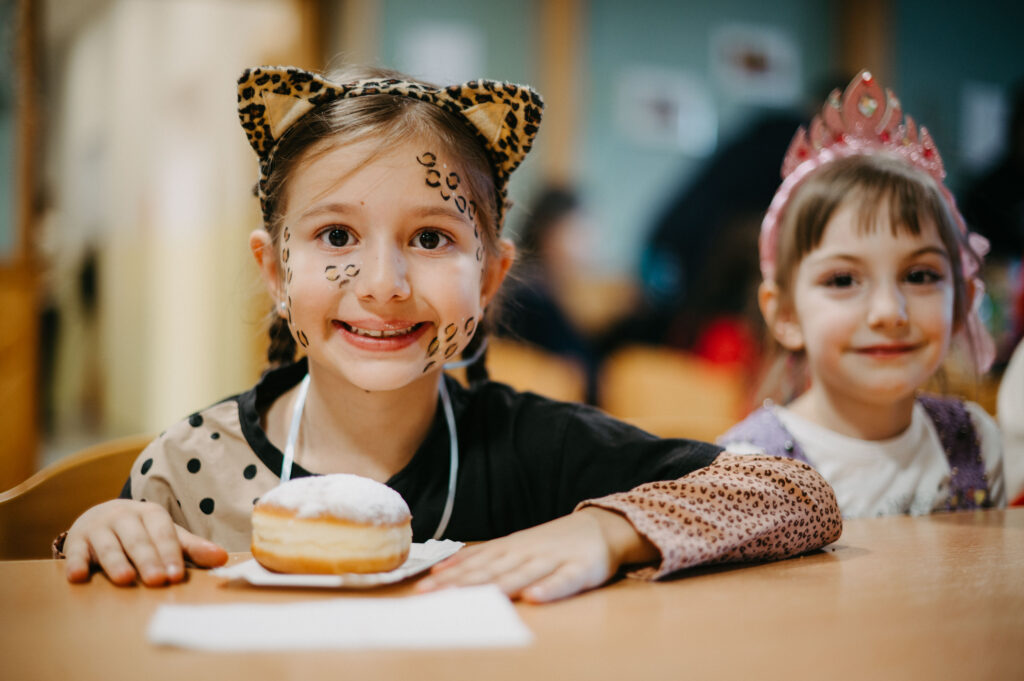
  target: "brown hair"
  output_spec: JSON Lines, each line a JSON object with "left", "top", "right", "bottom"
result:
{"left": 261, "top": 65, "right": 505, "bottom": 383}
{"left": 758, "top": 153, "right": 977, "bottom": 403}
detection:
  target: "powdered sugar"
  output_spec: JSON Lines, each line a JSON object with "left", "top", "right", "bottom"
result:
{"left": 258, "top": 474, "right": 411, "bottom": 524}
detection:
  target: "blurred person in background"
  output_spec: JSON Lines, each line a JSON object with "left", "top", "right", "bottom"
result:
{"left": 501, "top": 185, "right": 601, "bottom": 402}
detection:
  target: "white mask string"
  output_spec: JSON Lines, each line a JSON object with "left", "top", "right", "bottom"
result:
{"left": 279, "top": 370, "right": 458, "bottom": 540}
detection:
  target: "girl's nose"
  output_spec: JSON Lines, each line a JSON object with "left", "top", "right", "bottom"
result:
{"left": 866, "top": 282, "right": 908, "bottom": 329}
{"left": 354, "top": 243, "right": 411, "bottom": 303}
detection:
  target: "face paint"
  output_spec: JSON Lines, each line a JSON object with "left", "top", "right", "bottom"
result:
{"left": 464, "top": 316, "right": 476, "bottom": 335}
{"left": 344, "top": 264, "right": 360, "bottom": 277}
{"left": 427, "top": 337, "right": 439, "bottom": 357}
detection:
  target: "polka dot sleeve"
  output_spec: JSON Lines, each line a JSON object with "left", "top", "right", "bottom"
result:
{"left": 577, "top": 453, "right": 842, "bottom": 580}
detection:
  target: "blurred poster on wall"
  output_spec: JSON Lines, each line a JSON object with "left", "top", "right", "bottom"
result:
{"left": 960, "top": 81, "right": 1008, "bottom": 174}
{"left": 397, "top": 22, "right": 485, "bottom": 86}
{"left": 711, "top": 24, "right": 800, "bottom": 107}
{"left": 615, "top": 65, "right": 717, "bottom": 157}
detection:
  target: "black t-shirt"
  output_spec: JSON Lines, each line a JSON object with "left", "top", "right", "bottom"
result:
{"left": 126, "top": 359, "right": 722, "bottom": 545}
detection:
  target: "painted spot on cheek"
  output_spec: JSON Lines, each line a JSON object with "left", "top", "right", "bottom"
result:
{"left": 422, "top": 361, "right": 436, "bottom": 373}
{"left": 344, "top": 264, "right": 360, "bottom": 277}
{"left": 444, "top": 324, "right": 457, "bottom": 341}
{"left": 444, "top": 343, "right": 458, "bottom": 359}
{"left": 427, "top": 337, "right": 439, "bottom": 357}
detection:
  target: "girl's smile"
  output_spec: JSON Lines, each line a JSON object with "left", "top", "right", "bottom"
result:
{"left": 332, "top": 319, "right": 430, "bottom": 351}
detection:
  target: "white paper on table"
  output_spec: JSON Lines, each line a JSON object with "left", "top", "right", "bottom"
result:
{"left": 147, "top": 584, "right": 533, "bottom": 650}
{"left": 211, "top": 539, "right": 464, "bottom": 588}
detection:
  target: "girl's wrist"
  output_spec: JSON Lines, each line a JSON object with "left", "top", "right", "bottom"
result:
{"left": 577, "top": 506, "right": 659, "bottom": 568}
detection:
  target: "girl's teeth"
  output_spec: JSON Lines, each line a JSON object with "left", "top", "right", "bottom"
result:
{"left": 350, "top": 325, "right": 415, "bottom": 338}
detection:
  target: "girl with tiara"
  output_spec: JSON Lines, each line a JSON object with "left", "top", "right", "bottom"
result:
{"left": 60, "top": 65, "right": 840, "bottom": 602}
{"left": 720, "top": 71, "right": 1006, "bottom": 518}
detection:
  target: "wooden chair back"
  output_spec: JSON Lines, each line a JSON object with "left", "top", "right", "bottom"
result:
{"left": 449, "top": 337, "right": 588, "bottom": 404}
{"left": 599, "top": 345, "right": 747, "bottom": 443}
{"left": 0, "top": 434, "right": 151, "bottom": 560}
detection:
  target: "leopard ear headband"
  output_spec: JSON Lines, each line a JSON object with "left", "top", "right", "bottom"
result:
{"left": 237, "top": 65, "right": 544, "bottom": 232}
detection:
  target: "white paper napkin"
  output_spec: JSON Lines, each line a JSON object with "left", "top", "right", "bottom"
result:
{"left": 211, "top": 539, "right": 464, "bottom": 588}
{"left": 147, "top": 584, "right": 533, "bottom": 650}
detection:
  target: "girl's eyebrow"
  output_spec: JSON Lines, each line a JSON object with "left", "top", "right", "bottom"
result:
{"left": 811, "top": 245, "right": 950, "bottom": 264}
{"left": 296, "top": 202, "right": 356, "bottom": 220}
{"left": 907, "top": 246, "right": 951, "bottom": 261}
{"left": 295, "top": 203, "right": 469, "bottom": 223}
{"left": 412, "top": 205, "right": 471, "bottom": 223}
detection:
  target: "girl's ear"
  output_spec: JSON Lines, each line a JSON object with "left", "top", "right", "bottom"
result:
{"left": 759, "top": 280, "right": 805, "bottom": 351}
{"left": 250, "top": 229, "right": 284, "bottom": 308}
{"left": 480, "top": 238, "right": 516, "bottom": 308}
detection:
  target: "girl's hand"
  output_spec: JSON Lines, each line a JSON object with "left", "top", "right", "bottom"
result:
{"left": 415, "top": 507, "right": 659, "bottom": 603}
{"left": 63, "top": 500, "right": 228, "bottom": 586}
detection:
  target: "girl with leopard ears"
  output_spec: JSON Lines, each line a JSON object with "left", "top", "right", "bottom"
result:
{"left": 242, "top": 64, "right": 542, "bottom": 385}
{"left": 59, "top": 62, "right": 841, "bottom": 603}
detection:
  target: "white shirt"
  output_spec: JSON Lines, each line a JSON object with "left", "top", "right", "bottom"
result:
{"left": 727, "top": 401, "right": 1004, "bottom": 518}
{"left": 997, "top": 341, "right": 1024, "bottom": 503}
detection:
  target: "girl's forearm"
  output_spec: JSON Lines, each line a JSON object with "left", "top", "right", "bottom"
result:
{"left": 577, "top": 453, "right": 842, "bottom": 579}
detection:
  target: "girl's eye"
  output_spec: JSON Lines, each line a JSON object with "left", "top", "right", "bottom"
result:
{"left": 906, "top": 267, "right": 943, "bottom": 285}
{"left": 822, "top": 272, "right": 856, "bottom": 288}
{"left": 413, "top": 230, "right": 450, "bottom": 250}
{"left": 322, "top": 227, "right": 352, "bottom": 248}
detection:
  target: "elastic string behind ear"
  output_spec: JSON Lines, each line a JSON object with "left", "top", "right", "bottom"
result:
{"left": 461, "top": 319, "right": 490, "bottom": 385}
{"left": 267, "top": 314, "right": 297, "bottom": 367}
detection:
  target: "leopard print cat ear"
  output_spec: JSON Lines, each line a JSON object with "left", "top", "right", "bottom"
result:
{"left": 237, "top": 65, "right": 544, "bottom": 229}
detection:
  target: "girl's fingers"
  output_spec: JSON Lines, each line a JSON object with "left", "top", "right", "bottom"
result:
{"left": 520, "top": 562, "right": 594, "bottom": 604}
{"left": 113, "top": 515, "right": 168, "bottom": 586}
{"left": 63, "top": 535, "right": 93, "bottom": 583}
{"left": 493, "top": 557, "right": 561, "bottom": 598}
{"left": 87, "top": 526, "right": 139, "bottom": 586}
{"left": 176, "top": 526, "right": 228, "bottom": 568}
{"left": 140, "top": 508, "right": 186, "bottom": 582}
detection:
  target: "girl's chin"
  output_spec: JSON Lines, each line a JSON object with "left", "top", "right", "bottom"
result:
{"left": 329, "top": 363, "right": 439, "bottom": 393}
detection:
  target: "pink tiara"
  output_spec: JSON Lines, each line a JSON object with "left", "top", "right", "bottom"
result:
{"left": 759, "top": 70, "right": 995, "bottom": 373}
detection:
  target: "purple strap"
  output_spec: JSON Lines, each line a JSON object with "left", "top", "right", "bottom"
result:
{"left": 721, "top": 397, "right": 991, "bottom": 511}
{"left": 917, "top": 395, "right": 991, "bottom": 510}
{"left": 718, "top": 406, "right": 811, "bottom": 465}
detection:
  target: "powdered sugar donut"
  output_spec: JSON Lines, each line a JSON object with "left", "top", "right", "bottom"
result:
{"left": 251, "top": 474, "right": 412, "bottom": 574}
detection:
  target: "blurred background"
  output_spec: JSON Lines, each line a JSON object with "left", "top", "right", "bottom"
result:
{"left": 1, "top": 0, "right": 1022, "bottom": 490}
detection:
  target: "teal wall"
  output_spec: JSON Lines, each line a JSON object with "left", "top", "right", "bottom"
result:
{"left": 375, "top": 0, "right": 1023, "bottom": 275}
{"left": 0, "top": 0, "right": 15, "bottom": 260}
{"left": 579, "top": 0, "right": 835, "bottom": 271}
{"left": 894, "top": 0, "right": 1024, "bottom": 193}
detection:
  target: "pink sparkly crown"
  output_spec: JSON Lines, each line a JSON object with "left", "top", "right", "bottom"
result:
{"left": 760, "top": 70, "right": 995, "bottom": 373}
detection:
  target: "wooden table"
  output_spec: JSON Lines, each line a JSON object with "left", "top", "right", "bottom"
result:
{"left": 2, "top": 510, "right": 1022, "bottom": 681}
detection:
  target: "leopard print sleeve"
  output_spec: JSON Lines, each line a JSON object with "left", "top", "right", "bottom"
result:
{"left": 576, "top": 452, "right": 842, "bottom": 580}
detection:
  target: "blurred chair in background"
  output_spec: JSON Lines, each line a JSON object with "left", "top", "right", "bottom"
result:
{"left": 0, "top": 434, "right": 151, "bottom": 560}
{"left": 598, "top": 345, "right": 747, "bottom": 443}
{"left": 451, "top": 337, "right": 588, "bottom": 404}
